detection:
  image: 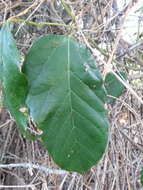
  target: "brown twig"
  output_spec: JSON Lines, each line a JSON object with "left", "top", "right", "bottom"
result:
{"left": 0, "top": 162, "right": 68, "bottom": 175}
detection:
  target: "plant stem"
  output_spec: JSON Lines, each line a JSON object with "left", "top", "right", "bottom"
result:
{"left": 7, "top": 17, "right": 75, "bottom": 29}
{"left": 60, "top": 0, "right": 75, "bottom": 22}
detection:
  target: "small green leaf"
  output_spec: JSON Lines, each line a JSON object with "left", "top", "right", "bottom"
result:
{"left": 140, "top": 168, "right": 143, "bottom": 186}
{"left": 0, "top": 63, "right": 2, "bottom": 82}
{"left": 0, "top": 23, "right": 28, "bottom": 135}
{"left": 104, "top": 72, "right": 126, "bottom": 104}
{"left": 23, "top": 35, "right": 109, "bottom": 173}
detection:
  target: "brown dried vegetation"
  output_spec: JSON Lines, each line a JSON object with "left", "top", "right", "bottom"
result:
{"left": 0, "top": 0, "right": 143, "bottom": 189}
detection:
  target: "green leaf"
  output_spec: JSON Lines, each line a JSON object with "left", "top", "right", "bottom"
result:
{"left": 140, "top": 168, "right": 143, "bottom": 186}
{"left": 0, "top": 30, "right": 3, "bottom": 82}
{"left": 104, "top": 72, "right": 126, "bottom": 104}
{"left": 0, "top": 23, "right": 28, "bottom": 135}
{"left": 0, "top": 63, "right": 2, "bottom": 82}
{"left": 23, "top": 35, "right": 109, "bottom": 173}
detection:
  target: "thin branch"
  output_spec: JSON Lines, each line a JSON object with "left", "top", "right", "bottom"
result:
{"left": 0, "top": 1, "right": 22, "bottom": 14}
{"left": 106, "top": 0, "right": 137, "bottom": 72}
{"left": 0, "top": 185, "right": 34, "bottom": 189}
{"left": 120, "top": 130, "right": 143, "bottom": 153}
{"left": 0, "top": 119, "right": 11, "bottom": 129}
{"left": 80, "top": 31, "right": 143, "bottom": 105}
{"left": 128, "top": 73, "right": 143, "bottom": 80}
{"left": 128, "top": 56, "right": 143, "bottom": 67}
{"left": 12, "top": 0, "right": 41, "bottom": 18}
{"left": 0, "top": 163, "right": 68, "bottom": 175}
{"left": 110, "top": 69, "right": 143, "bottom": 104}
{"left": 91, "top": 38, "right": 143, "bottom": 70}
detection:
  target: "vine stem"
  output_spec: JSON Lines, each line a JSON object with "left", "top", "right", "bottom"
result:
{"left": 1, "top": 17, "right": 75, "bottom": 29}
{"left": 0, "top": 163, "right": 68, "bottom": 175}
{"left": 60, "top": 0, "right": 76, "bottom": 22}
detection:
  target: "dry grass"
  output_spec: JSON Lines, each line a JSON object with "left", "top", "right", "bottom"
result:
{"left": 0, "top": 0, "right": 143, "bottom": 189}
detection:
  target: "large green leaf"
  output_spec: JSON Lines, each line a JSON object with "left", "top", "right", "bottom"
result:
{"left": 0, "top": 23, "right": 28, "bottom": 135}
{"left": 23, "top": 35, "right": 109, "bottom": 173}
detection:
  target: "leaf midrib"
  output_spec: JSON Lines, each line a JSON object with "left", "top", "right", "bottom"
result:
{"left": 67, "top": 38, "right": 75, "bottom": 132}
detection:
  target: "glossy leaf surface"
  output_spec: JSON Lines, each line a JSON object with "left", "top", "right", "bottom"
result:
{"left": 23, "top": 35, "right": 109, "bottom": 172}
{"left": 0, "top": 23, "right": 28, "bottom": 134}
